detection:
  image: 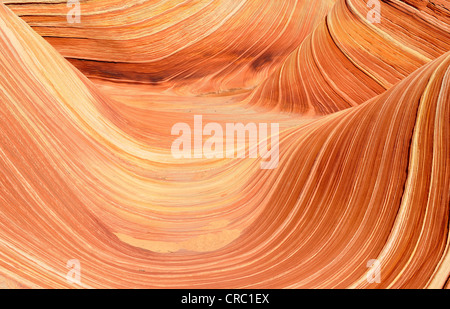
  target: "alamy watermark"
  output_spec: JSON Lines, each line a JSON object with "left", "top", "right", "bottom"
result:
{"left": 66, "top": 259, "right": 81, "bottom": 284}
{"left": 171, "top": 116, "right": 279, "bottom": 170}
{"left": 366, "top": 259, "right": 381, "bottom": 283}
{"left": 67, "top": 0, "right": 81, "bottom": 24}
{"left": 366, "top": 0, "right": 381, "bottom": 24}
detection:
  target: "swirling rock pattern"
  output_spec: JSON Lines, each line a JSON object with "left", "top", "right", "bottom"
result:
{"left": 0, "top": 0, "right": 449, "bottom": 288}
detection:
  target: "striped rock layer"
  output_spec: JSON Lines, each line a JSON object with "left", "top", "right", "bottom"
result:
{"left": 0, "top": 0, "right": 449, "bottom": 288}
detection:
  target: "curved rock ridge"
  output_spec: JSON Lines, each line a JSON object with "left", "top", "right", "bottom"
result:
{"left": 248, "top": 0, "right": 450, "bottom": 115}
{"left": 0, "top": 1, "right": 449, "bottom": 288}
{"left": 4, "top": 0, "right": 336, "bottom": 94}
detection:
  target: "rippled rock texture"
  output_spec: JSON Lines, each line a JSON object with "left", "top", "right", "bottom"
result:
{"left": 0, "top": 0, "right": 449, "bottom": 288}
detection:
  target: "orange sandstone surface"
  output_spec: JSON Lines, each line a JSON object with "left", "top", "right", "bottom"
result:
{"left": 0, "top": 0, "right": 449, "bottom": 288}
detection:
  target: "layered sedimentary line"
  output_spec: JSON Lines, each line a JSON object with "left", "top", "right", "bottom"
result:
{"left": 2, "top": 0, "right": 338, "bottom": 147}
{"left": 0, "top": 2, "right": 449, "bottom": 288}
{"left": 0, "top": 1, "right": 309, "bottom": 265}
{"left": 4, "top": 0, "right": 336, "bottom": 95}
{"left": 247, "top": 0, "right": 450, "bottom": 115}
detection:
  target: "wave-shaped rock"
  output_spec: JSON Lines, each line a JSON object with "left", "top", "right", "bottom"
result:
{"left": 0, "top": 1, "right": 449, "bottom": 288}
